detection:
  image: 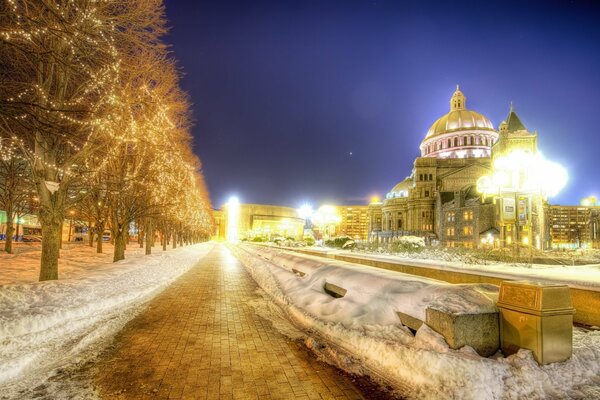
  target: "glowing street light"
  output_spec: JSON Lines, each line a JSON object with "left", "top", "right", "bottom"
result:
{"left": 476, "top": 150, "right": 568, "bottom": 252}
{"left": 477, "top": 150, "right": 568, "bottom": 198}
{"left": 226, "top": 196, "right": 240, "bottom": 242}
{"left": 312, "top": 205, "right": 341, "bottom": 239}
{"left": 297, "top": 204, "right": 314, "bottom": 220}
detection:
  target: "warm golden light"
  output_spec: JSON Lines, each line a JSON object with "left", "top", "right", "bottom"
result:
{"left": 370, "top": 195, "right": 381, "bottom": 204}
{"left": 226, "top": 196, "right": 240, "bottom": 242}
{"left": 477, "top": 150, "right": 568, "bottom": 198}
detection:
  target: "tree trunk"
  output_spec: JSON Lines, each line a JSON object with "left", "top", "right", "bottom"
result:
{"left": 39, "top": 215, "right": 62, "bottom": 281}
{"left": 96, "top": 222, "right": 105, "bottom": 253}
{"left": 162, "top": 231, "right": 167, "bottom": 251}
{"left": 138, "top": 219, "right": 144, "bottom": 248}
{"left": 113, "top": 226, "right": 126, "bottom": 262}
{"left": 59, "top": 220, "right": 63, "bottom": 250}
{"left": 88, "top": 221, "right": 94, "bottom": 247}
{"left": 15, "top": 218, "right": 20, "bottom": 243}
{"left": 4, "top": 206, "right": 14, "bottom": 254}
{"left": 145, "top": 221, "right": 153, "bottom": 255}
{"left": 172, "top": 230, "right": 177, "bottom": 249}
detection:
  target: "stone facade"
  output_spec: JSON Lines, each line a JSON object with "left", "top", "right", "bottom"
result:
{"left": 368, "top": 87, "right": 546, "bottom": 248}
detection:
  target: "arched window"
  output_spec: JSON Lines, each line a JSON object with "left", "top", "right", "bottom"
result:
{"left": 447, "top": 139, "right": 452, "bottom": 148}
{"left": 454, "top": 137, "right": 458, "bottom": 147}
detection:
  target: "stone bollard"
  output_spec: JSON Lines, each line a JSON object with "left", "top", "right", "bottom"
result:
{"left": 425, "top": 308, "right": 500, "bottom": 357}
{"left": 496, "top": 280, "right": 575, "bottom": 365}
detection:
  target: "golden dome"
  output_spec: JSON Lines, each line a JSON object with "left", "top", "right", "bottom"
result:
{"left": 420, "top": 86, "right": 498, "bottom": 159}
{"left": 425, "top": 86, "right": 495, "bottom": 140}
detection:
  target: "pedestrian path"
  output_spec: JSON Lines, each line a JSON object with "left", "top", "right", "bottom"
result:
{"left": 94, "top": 244, "right": 366, "bottom": 399}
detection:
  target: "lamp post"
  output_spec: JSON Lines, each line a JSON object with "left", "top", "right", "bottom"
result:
{"left": 477, "top": 150, "right": 567, "bottom": 255}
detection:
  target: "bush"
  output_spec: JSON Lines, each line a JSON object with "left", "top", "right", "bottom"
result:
{"left": 390, "top": 235, "right": 425, "bottom": 253}
{"left": 251, "top": 236, "right": 266, "bottom": 242}
{"left": 272, "top": 236, "right": 285, "bottom": 245}
{"left": 324, "top": 235, "right": 355, "bottom": 249}
{"left": 303, "top": 236, "right": 316, "bottom": 246}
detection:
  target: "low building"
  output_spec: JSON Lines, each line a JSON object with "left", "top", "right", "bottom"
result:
{"left": 337, "top": 205, "right": 369, "bottom": 240}
{"left": 592, "top": 209, "right": 600, "bottom": 249}
{"left": 546, "top": 205, "right": 600, "bottom": 249}
{"left": 220, "top": 203, "right": 305, "bottom": 241}
{"left": 439, "top": 187, "right": 496, "bottom": 248}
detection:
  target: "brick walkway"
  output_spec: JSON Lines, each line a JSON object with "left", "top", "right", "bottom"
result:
{"left": 94, "top": 244, "right": 367, "bottom": 399}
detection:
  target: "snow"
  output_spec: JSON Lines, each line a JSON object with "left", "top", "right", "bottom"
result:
{"left": 247, "top": 244, "right": 498, "bottom": 323}
{"left": 231, "top": 244, "right": 600, "bottom": 399}
{"left": 0, "top": 242, "right": 214, "bottom": 397}
{"left": 295, "top": 246, "right": 600, "bottom": 292}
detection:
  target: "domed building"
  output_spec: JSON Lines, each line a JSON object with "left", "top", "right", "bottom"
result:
{"left": 369, "top": 87, "right": 521, "bottom": 247}
{"left": 420, "top": 86, "right": 498, "bottom": 159}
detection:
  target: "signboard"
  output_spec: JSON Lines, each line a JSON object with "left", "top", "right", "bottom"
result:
{"left": 500, "top": 197, "right": 516, "bottom": 222}
{"left": 517, "top": 196, "right": 528, "bottom": 226}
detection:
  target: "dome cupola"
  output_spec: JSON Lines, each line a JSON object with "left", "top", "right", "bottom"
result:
{"left": 420, "top": 86, "right": 498, "bottom": 159}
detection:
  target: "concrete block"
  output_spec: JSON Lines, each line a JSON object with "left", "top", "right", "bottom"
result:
{"left": 396, "top": 311, "right": 423, "bottom": 333}
{"left": 426, "top": 308, "right": 499, "bottom": 357}
{"left": 323, "top": 282, "right": 347, "bottom": 298}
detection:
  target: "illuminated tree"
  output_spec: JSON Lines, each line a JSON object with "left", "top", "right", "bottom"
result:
{"left": 0, "top": 140, "right": 35, "bottom": 253}
{"left": 0, "top": 1, "right": 213, "bottom": 278}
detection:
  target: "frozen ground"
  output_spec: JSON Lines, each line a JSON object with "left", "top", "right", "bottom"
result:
{"left": 231, "top": 244, "right": 600, "bottom": 400}
{"left": 0, "top": 242, "right": 214, "bottom": 399}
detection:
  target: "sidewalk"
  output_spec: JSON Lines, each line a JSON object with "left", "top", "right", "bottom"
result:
{"left": 93, "top": 244, "right": 367, "bottom": 399}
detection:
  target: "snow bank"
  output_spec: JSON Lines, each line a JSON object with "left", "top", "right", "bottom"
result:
{"left": 0, "top": 242, "right": 214, "bottom": 392}
{"left": 295, "top": 246, "right": 600, "bottom": 292}
{"left": 251, "top": 245, "right": 498, "bottom": 323}
{"left": 232, "top": 244, "right": 600, "bottom": 399}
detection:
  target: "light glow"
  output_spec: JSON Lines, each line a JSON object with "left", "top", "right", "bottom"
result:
{"left": 297, "top": 204, "right": 314, "bottom": 220}
{"left": 226, "top": 196, "right": 240, "bottom": 242}
{"left": 477, "top": 150, "right": 568, "bottom": 198}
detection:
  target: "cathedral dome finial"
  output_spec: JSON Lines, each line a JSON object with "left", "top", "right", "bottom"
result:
{"left": 450, "top": 85, "right": 466, "bottom": 111}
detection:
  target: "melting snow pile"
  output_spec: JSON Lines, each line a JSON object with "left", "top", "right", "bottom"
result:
{"left": 0, "top": 242, "right": 214, "bottom": 394}
{"left": 231, "top": 244, "right": 600, "bottom": 400}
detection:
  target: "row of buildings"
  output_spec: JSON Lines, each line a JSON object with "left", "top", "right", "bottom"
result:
{"left": 212, "top": 87, "right": 599, "bottom": 250}
{"left": 367, "top": 87, "right": 599, "bottom": 250}
{"left": 212, "top": 202, "right": 370, "bottom": 242}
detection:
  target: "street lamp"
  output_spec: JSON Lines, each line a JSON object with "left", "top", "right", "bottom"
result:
{"left": 312, "top": 205, "right": 341, "bottom": 240}
{"left": 477, "top": 150, "right": 568, "bottom": 253}
{"left": 226, "top": 196, "right": 240, "bottom": 242}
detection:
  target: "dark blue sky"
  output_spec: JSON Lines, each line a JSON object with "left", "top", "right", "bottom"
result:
{"left": 164, "top": 0, "right": 600, "bottom": 208}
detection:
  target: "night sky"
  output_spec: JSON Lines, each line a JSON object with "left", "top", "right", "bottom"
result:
{"left": 164, "top": 0, "right": 600, "bottom": 209}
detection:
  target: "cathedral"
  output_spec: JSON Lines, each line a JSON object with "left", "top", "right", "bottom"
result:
{"left": 368, "top": 86, "right": 540, "bottom": 248}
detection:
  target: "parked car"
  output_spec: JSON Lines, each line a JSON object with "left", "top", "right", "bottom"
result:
{"left": 22, "top": 235, "right": 42, "bottom": 242}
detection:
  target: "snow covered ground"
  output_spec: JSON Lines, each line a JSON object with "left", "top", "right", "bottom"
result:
{"left": 296, "top": 246, "right": 600, "bottom": 292}
{"left": 0, "top": 242, "right": 175, "bottom": 285}
{"left": 0, "top": 242, "right": 214, "bottom": 398}
{"left": 231, "top": 244, "right": 600, "bottom": 400}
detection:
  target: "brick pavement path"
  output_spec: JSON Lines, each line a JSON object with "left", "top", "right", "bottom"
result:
{"left": 94, "top": 244, "right": 367, "bottom": 400}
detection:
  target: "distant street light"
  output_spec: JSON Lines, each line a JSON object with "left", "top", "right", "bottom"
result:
{"left": 226, "top": 196, "right": 240, "bottom": 242}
